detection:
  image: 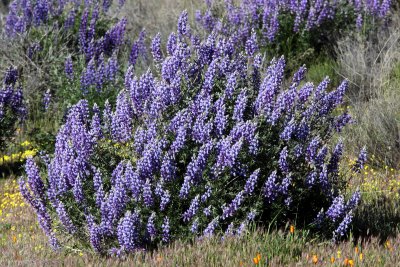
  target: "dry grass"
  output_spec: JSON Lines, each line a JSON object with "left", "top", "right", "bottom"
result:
{"left": 336, "top": 16, "right": 400, "bottom": 102}
{"left": 336, "top": 16, "right": 400, "bottom": 167}
{"left": 117, "top": 0, "right": 205, "bottom": 39}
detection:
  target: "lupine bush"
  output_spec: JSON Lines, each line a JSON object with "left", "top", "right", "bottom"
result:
{"left": 18, "top": 11, "right": 367, "bottom": 255}
{"left": 0, "top": 66, "right": 26, "bottom": 153}
{"left": 195, "top": 0, "right": 393, "bottom": 61}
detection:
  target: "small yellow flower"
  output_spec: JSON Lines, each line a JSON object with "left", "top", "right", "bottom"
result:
{"left": 385, "top": 240, "right": 392, "bottom": 251}
{"left": 344, "top": 258, "right": 349, "bottom": 266}
{"left": 312, "top": 255, "right": 318, "bottom": 264}
{"left": 337, "top": 250, "right": 341, "bottom": 258}
{"left": 290, "top": 225, "right": 295, "bottom": 234}
{"left": 348, "top": 259, "right": 354, "bottom": 267}
{"left": 12, "top": 235, "right": 17, "bottom": 243}
{"left": 354, "top": 247, "right": 359, "bottom": 254}
{"left": 253, "top": 257, "right": 260, "bottom": 265}
{"left": 359, "top": 253, "right": 363, "bottom": 261}
{"left": 330, "top": 256, "right": 335, "bottom": 263}
{"left": 156, "top": 255, "right": 163, "bottom": 263}
{"left": 257, "top": 253, "right": 261, "bottom": 261}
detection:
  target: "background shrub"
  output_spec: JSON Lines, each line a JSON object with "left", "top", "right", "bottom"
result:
{"left": 195, "top": 0, "right": 393, "bottom": 67}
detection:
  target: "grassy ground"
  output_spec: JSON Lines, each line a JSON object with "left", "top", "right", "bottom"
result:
{"left": 1, "top": 168, "right": 399, "bottom": 266}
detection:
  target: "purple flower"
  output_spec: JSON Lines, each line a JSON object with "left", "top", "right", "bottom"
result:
{"left": 191, "top": 219, "right": 199, "bottom": 234}
{"left": 280, "top": 175, "right": 291, "bottom": 195}
{"left": 143, "top": 179, "right": 154, "bottom": 207}
{"left": 180, "top": 141, "right": 213, "bottom": 198}
{"left": 167, "top": 32, "right": 177, "bottom": 55}
{"left": 280, "top": 119, "right": 296, "bottom": 141}
{"left": 306, "top": 137, "right": 320, "bottom": 164}
{"left": 293, "top": 65, "right": 307, "bottom": 85}
{"left": 225, "top": 72, "right": 237, "bottom": 99}
{"left": 245, "top": 29, "right": 258, "bottom": 56}
{"left": 56, "top": 201, "right": 77, "bottom": 234}
{"left": 328, "top": 140, "right": 344, "bottom": 174}
{"left": 117, "top": 211, "right": 140, "bottom": 252}
{"left": 214, "top": 96, "right": 227, "bottom": 136}
{"left": 201, "top": 185, "right": 212, "bottom": 203}
{"left": 215, "top": 137, "right": 243, "bottom": 173}
{"left": 306, "top": 171, "right": 317, "bottom": 187}
{"left": 233, "top": 88, "right": 248, "bottom": 122}
{"left": 203, "top": 206, "right": 212, "bottom": 217}
{"left": 244, "top": 169, "right": 260, "bottom": 195}
{"left": 183, "top": 195, "right": 200, "bottom": 222}
{"left": 278, "top": 147, "right": 289, "bottom": 173}
{"left": 263, "top": 171, "right": 279, "bottom": 203}
{"left": 111, "top": 91, "right": 133, "bottom": 143}
{"left": 162, "top": 217, "right": 170, "bottom": 243}
{"left": 65, "top": 57, "right": 74, "bottom": 80}
{"left": 333, "top": 212, "right": 353, "bottom": 241}
{"left": 43, "top": 90, "right": 51, "bottom": 110}
{"left": 346, "top": 189, "right": 361, "bottom": 211}
{"left": 151, "top": 33, "right": 163, "bottom": 62}
{"left": 326, "top": 195, "right": 345, "bottom": 222}
{"left": 147, "top": 212, "right": 157, "bottom": 241}
{"left": 25, "top": 157, "right": 45, "bottom": 199}
{"left": 203, "top": 217, "right": 218, "bottom": 238}
{"left": 222, "top": 190, "right": 245, "bottom": 219}
{"left": 160, "top": 189, "right": 170, "bottom": 211}
{"left": 178, "top": 10, "right": 190, "bottom": 37}
{"left": 353, "top": 147, "right": 367, "bottom": 173}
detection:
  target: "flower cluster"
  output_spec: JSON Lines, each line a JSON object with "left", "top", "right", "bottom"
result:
{"left": 5, "top": 0, "right": 124, "bottom": 37}
{"left": 0, "top": 66, "right": 26, "bottom": 151}
{"left": 19, "top": 7, "right": 368, "bottom": 254}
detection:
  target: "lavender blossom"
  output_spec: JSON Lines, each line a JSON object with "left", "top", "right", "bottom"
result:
{"left": 263, "top": 171, "right": 279, "bottom": 203}
{"left": 147, "top": 212, "right": 157, "bottom": 240}
{"left": 244, "top": 169, "right": 260, "bottom": 195}
{"left": 222, "top": 190, "right": 245, "bottom": 219}
{"left": 326, "top": 195, "right": 345, "bottom": 222}
{"left": 353, "top": 147, "right": 367, "bottom": 173}
{"left": 162, "top": 217, "right": 170, "bottom": 243}
{"left": 183, "top": 195, "right": 200, "bottom": 222}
